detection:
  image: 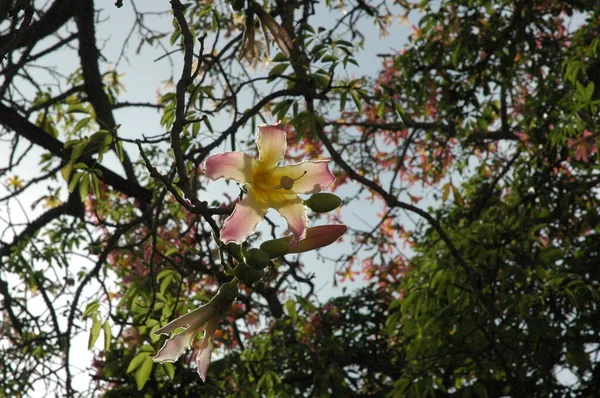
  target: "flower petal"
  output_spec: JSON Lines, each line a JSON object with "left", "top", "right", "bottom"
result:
{"left": 153, "top": 327, "right": 197, "bottom": 363}
{"left": 204, "top": 152, "right": 255, "bottom": 184}
{"left": 275, "top": 197, "right": 308, "bottom": 244}
{"left": 272, "top": 160, "right": 335, "bottom": 194}
{"left": 154, "top": 303, "right": 216, "bottom": 336}
{"left": 256, "top": 123, "right": 287, "bottom": 168}
{"left": 220, "top": 192, "right": 267, "bottom": 244}
{"left": 195, "top": 319, "right": 218, "bottom": 382}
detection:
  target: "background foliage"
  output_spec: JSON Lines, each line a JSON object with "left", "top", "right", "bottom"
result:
{"left": 1, "top": 0, "right": 599, "bottom": 396}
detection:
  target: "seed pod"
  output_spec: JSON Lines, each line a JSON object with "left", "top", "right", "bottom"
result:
{"left": 304, "top": 193, "right": 342, "bottom": 213}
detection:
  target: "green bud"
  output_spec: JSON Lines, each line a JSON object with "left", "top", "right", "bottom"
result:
{"left": 226, "top": 242, "right": 244, "bottom": 262}
{"left": 217, "top": 280, "right": 239, "bottom": 303}
{"left": 260, "top": 237, "right": 292, "bottom": 259}
{"left": 243, "top": 248, "right": 271, "bottom": 269}
{"left": 304, "top": 193, "right": 342, "bottom": 213}
{"left": 232, "top": 262, "right": 264, "bottom": 285}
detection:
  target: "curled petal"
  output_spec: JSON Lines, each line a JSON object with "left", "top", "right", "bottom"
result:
{"left": 256, "top": 123, "right": 287, "bottom": 169}
{"left": 263, "top": 16, "right": 293, "bottom": 56}
{"left": 154, "top": 303, "right": 216, "bottom": 336}
{"left": 221, "top": 192, "right": 267, "bottom": 244}
{"left": 204, "top": 152, "right": 255, "bottom": 184}
{"left": 275, "top": 197, "right": 308, "bottom": 244}
{"left": 273, "top": 160, "right": 335, "bottom": 194}
{"left": 255, "top": 4, "right": 292, "bottom": 57}
{"left": 238, "top": 13, "right": 259, "bottom": 62}
{"left": 195, "top": 318, "right": 218, "bottom": 382}
{"left": 153, "top": 327, "right": 197, "bottom": 363}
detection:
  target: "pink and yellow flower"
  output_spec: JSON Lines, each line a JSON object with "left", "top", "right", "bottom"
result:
{"left": 204, "top": 123, "right": 335, "bottom": 245}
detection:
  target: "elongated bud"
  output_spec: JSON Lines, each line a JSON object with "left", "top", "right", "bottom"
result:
{"left": 288, "top": 225, "right": 347, "bottom": 254}
{"left": 260, "top": 236, "right": 293, "bottom": 259}
{"left": 243, "top": 248, "right": 271, "bottom": 269}
{"left": 304, "top": 193, "right": 342, "bottom": 213}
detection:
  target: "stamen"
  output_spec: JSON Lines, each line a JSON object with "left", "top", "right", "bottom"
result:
{"left": 273, "top": 171, "right": 307, "bottom": 190}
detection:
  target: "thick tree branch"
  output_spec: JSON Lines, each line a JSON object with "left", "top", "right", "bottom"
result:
{"left": 0, "top": 0, "right": 75, "bottom": 58}
{"left": 0, "top": 102, "right": 153, "bottom": 203}
{"left": 74, "top": 0, "right": 138, "bottom": 184}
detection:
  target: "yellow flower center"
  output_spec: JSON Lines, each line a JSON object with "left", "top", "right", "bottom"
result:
{"left": 250, "top": 168, "right": 306, "bottom": 206}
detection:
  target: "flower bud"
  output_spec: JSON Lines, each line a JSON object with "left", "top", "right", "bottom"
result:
{"left": 232, "top": 262, "right": 264, "bottom": 285}
{"left": 217, "top": 280, "right": 239, "bottom": 304}
{"left": 288, "top": 225, "right": 347, "bottom": 254}
{"left": 243, "top": 248, "right": 271, "bottom": 269}
{"left": 260, "top": 236, "right": 292, "bottom": 259}
{"left": 304, "top": 193, "right": 342, "bottom": 213}
{"left": 226, "top": 242, "right": 244, "bottom": 262}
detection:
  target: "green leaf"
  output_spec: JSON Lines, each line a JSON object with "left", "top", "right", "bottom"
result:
{"left": 135, "top": 357, "right": 154, "bottom": 390}
{"left": 285, "top": 300, "right": 297, "bottom": 321}
{"left": 452, "top": 185, "right": 463, "bottom": 207}
{"left": 127, "top": 352, "right": 150, "bottom": 374}
{"left": 269, "top": 63, "right": 289, "bottom": 77}
{"left": 72, "top": 117, "right": 92, "bottom": 135}
{"left": 376, "top": 100, "right": 386, "bottom": 117}
{"left": 160, "top": 274, "right": 174, "bottom": 294}
{"left": 68, "top": 171, "right": 83, "bottom": 193}
{"left": 82, "top": 301, "right": 100, "bottom": 319}
{"left": 88, "top": 316, "right": 102, "bottom": 350}
{"left": 103, "top": 320, "right": 112, "bottom": 352}
{"left": 61, "top": 162, "right": 74, "bottom": 182}
{"left": 91, "top": 173, "right": 100, "bottom": 198}
{"left": 78, "top": 175, "right": 89, "bottom": 200}
{"left": 66, "top": 104, "right": 91, "bottom": 114}
{"left": 163, "top": 362, "right": 175, "bottom": 380}
{"left": 351, "top": 90, "right": 362, "bottom": 112}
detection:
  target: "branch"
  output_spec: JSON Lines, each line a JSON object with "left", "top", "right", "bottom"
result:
{"left": 0, "top": 102, "right": 153, "bottom": 203}
{"left": 0, "top": 0, "right": 75, "bottom": 58}
{"left": 0, "top": 0, "right": 34, "bottom": 59}
{"left": 325, "top": 120, "right": 518, "bottom": 141}
{"left": 169, "top": 0, "right": 201, "bottom": 206}
{"left": 74, "top": 0, "right": 139, "bottom": 185}
{"left": 312, "top": 104, "right": 482, "bottom": 291}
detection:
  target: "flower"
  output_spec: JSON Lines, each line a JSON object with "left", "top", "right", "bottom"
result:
{"left": 153, "top": 282, "right": 238, "bottom": 381}
{"left": 567, "top": 130, "right": 597, "bottom": 163}
{"left": 204, "top": 123, "right": 335, "bottom": 245}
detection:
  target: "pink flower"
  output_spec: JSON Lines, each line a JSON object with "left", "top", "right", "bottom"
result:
{"left": 567, "top": 130, "right": 597, "bottom": 163}
{"left": 204, "top": 123, "right": 335, "bottom": 245}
